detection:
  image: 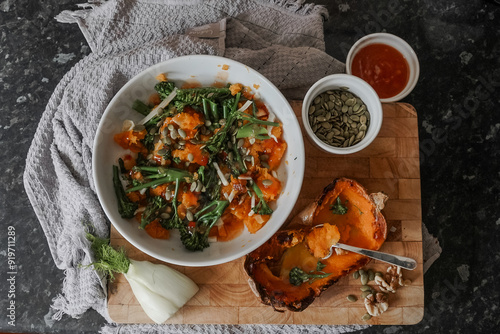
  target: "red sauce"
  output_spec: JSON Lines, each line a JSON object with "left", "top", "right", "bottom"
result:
{"left": 351, "top": 43, "right": 409, "bottom": 99}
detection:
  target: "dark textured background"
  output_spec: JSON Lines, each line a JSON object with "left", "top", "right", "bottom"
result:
{"left": 0, "top": 0, "right": 499, "bottom": 333}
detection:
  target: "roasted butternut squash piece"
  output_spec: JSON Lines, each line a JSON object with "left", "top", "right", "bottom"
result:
{"left": 244, "top": 178, "right": 387, "bottom": 311}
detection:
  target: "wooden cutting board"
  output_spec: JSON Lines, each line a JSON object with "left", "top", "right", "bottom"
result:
{"left": 108, "top": 101, "right": 424, "bottom": 325}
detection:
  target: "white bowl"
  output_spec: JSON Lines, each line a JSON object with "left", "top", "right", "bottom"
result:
{"left": 301, "top": 74, "right": 382, "bottom": 154}
{"left": 93, "top": 55, "right": 305, "bottom": 267}
{"left": 345, "top": 32, "right": 420, "bottom": 103}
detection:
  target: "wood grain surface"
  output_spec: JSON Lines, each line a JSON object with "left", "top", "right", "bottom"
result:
{"left": 108, "top": 101, "right": 424, "bottom": 325}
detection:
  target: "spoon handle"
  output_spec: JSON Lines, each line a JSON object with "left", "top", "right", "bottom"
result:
{"left": 335, "top": 243, "right": 417, "bottom": 270}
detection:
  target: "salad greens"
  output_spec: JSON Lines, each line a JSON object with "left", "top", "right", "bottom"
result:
{"left": 112, "top": 79, "right": 283, "bottom": 251}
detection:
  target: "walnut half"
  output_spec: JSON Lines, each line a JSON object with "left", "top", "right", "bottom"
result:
{"left": 364, "top": 292, "right": 389, "bottom": 317}
{"left": 374, "top": 265, "right": 411, "bottom": 293}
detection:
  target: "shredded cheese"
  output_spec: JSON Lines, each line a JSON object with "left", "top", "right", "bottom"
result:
{"left": 237, "top": 100, "right": 253, "bottom": 112}
{"left": 254, "top": 214, "right": 265, "bottom": 225}
{"left": 248, "top": 194, "right": 256, "bottom": 216}
{"left": 213, "top": 162, "right": 229, "bottom": 186}
{"left": 228, "top": 189, "right": 238, "bottom": 203}
{"left": 266, "top": 106, "right": 279, "bottom": 143}
{"left": 138, "top": 87, "right": 178, "bottom": 125}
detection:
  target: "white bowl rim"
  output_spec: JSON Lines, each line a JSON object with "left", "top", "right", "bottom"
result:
{"left": 345, "top": 32, "right": 420, "bottom": 103}
{"left": 92, "top": 55, "right": 305, "bottom": 267}
{"left": 301, "top": 73, "right": 383, "bottom": 154}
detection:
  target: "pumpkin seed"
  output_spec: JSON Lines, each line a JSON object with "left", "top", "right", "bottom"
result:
{"left": 361, "top": 313, "right": 372, "bottom": 321}
{"left": 307, "top": 89, "right": 370, "bottom": 149}
{"left": 189, "top": 181, "right": 197, "bottom": 192}
{"left": 237, "top": 138, "right": 245, "bottom": 149}
{"left": 262, "top": 179, "right": 273, "bottom": 187}
{"left": 360, "top": 285, "right": 372, "bottom": 292}
{"left": 360, "top": 274, "right": 369, "bottom": 286}
{"left": 345, "top": 98, "right": 356, "bottom": 106}
{"left": 193, "top": 180, "right": 202, "bottom": 192}
{"left": 347, "top": 295, "right": 358, "bottom": 302}
{"left": 321, "top": 122, "right": 332, "bottom": 129}
{"left": 360, "top": 291, "right": 372, "bottom": 299}
{"left": 353, "top": 271, "right": 360, "bottom": 280}
{"left": 368, "top": 270, "right": 375, "bottom": 282}
{"left": 187, "top": 153, "right": 194, "bottom": 162}
{"left": 186, "top": 210, "right": 194, "bottom": 222}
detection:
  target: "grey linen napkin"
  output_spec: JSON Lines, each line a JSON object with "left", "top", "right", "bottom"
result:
{"left": 24, "top": 0, "right": 440, "bottom": 333}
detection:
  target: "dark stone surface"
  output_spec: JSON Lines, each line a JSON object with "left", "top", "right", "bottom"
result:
{"left": 0, "top": 0, "right": 498, "bottom": 333}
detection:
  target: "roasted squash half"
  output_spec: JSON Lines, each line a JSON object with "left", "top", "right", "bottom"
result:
{"left": 244, "top": 178, "right": 387, "bottom": 311}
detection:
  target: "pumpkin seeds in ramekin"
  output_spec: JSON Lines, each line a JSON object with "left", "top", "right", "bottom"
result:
{"left": 307, "top": 89, "right": 370, "bottom": 148}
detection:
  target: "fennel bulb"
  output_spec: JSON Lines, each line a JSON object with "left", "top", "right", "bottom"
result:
{"left": 86, "top": 234, "right": 199, "bottom": 323}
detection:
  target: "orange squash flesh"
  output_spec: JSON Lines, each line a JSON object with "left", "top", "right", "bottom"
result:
{"left": 244, "top": 178, "right": 387, "bottom": 311}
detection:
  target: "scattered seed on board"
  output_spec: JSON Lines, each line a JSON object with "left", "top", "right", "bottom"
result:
{"left": 368, "top": 270, "right": 375, "bottom": 282}
{"left": 360, "top": 274, "right": 369, "bottom": 286}
{"left": 347, "top": 295, "right": 358, "bottom": 302}
{"left": 360, "top": 285, "right": 372, "bottom": 292}
{"left": 362, "top": 313, "right": 372, "bottom": 321}
{"left": 353, "top": 271, "right": 360, "bottom": 280}
{"left": 360, "top": 290, "right": 372, "bottom": 299}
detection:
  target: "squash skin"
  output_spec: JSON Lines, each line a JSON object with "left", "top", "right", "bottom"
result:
{"left": 244, "top": 178, "right": 387, "bottom": 312}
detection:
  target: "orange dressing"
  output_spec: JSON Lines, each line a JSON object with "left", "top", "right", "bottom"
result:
{"left": 351, "top": 43, "right": 409, "bottom": 99}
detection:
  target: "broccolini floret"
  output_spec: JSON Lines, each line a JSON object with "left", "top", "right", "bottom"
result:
{"left": 127, "top": 166, "right": 192, "bottom": 231}
{"left": 140, "top": 196, "right": 167, "bottom": 229}
{"left": 112, "top": 165, "right": 138, "bottom": 219}
{"left": 180, "top": 200, "right": 229, "bottom": 251}
{"left": 250, "top": 181, "right": 273, "bottom": 215}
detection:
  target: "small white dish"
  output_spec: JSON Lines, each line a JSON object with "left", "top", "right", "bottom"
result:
{"left": 346, "top": 32, "right": 420, "bottom": 103}
{"left": 93, "top": 55, "right": 305, "bottom": 267}
{"left": 302, "top": 74, "right": 383, "bottom": 155}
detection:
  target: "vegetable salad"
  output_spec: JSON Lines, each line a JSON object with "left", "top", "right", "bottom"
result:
{"left": 112, "top": 74, "right": 287, "bottom": 251}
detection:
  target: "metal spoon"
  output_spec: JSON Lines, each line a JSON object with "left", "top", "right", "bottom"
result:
{"left": 314, "top": 225, "right": 417, "bottom": 270}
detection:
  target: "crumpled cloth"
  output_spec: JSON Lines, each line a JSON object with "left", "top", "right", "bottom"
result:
{"left": 23, "top": 0, "right": 440, "bottom": 333}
